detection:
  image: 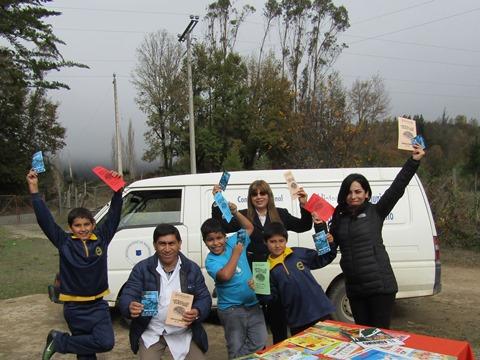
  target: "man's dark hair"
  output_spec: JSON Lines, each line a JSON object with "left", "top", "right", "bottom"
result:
{"left": 200, "top": 218, "right": 226, "bottom": 241}
{"left": 68, "top": 207, "right": 95, "bottom": 226}
{"left": 263, "top": 222, "right": 288, "bottom": 242}
{"left": 153, "top": 224, "right": 181, "bottom": 243}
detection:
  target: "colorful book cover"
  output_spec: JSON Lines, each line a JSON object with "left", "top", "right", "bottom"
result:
{"left": 351, "top": 348, "right": 406, "bottom": 360}
{"left": 287, "top": 333, "right": 339, "bottom": 351}
{"left": 341, "top": 327, "right": 404, "bottom": 348}
{"left": 140, "top": 290, "right": 158, "bottom": 317}
{"left": 310, "top": 341, "right": 362, "bottom": 359}
{"left": 32, "top": 151, "right": 46, "bottom": 173}
{"left": 262, "top": 347, "right": 316, "bottom": 360}
{"left": 92, "top": 166, "right": 125, "bottom": 191}
{"left": 380, "top": 346, "right": 457, "bottom": 360}
{"left": 312, "top": 230, "right": 331, "bottom": 255}
{"left": 252, "top": 261, "right": 270, "bottom": 295}
{"left": 310, "top": 323, "right": 354, "bottom": 341}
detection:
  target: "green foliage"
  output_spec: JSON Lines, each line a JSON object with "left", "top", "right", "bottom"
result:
{"left": 0, "top": 0, "right": 87, "bottom": 90}
{"left": 0, "top": 52, "right": 65, "bottom": 193}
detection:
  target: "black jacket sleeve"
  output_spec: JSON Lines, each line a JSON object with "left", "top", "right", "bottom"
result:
{"left": 278, "top": 207, "right": 313, "bottom": 233}
{"left": 376, "top": 157, "right": 420, "bottom": 219}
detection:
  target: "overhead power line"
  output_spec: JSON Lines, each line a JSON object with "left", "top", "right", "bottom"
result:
{"left": 352, "top": 0, "right": 437, "bottom": 25}
{"left": 349, "top": 7, "right": 480, "bottom": 45}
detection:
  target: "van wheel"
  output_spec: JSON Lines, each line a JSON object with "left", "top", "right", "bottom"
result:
{"left": 328, "top": 278, "right": 354, "bottom": 323}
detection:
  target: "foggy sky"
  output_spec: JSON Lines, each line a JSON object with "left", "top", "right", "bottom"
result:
{"left": 45, "top": 0, "right": 480, "bottom": 172}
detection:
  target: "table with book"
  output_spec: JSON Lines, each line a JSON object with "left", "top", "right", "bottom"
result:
{"left": 238, "top": 320, "right": 475, "bottom": 360}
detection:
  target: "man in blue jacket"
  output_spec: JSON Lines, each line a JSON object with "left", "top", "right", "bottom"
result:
{"left": 118, "top": 224, "right": 211, "bottom": 360}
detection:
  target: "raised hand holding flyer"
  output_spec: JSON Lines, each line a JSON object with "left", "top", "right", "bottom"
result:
{"left": 165, "top": 291, "right": 194, "bottom": 327}
{"left": 284, "top": 170, "right": 300, "bottom": 199}
{"left": 32, "top": 151, "right": 46, "bottom": 173}
{"left": 92, "top": 166, "right": 126, "bottom": 192}
{"left": 219, "top": 171, "right": 231, "bottom": 191}
{"left": 236, "top": 228, "right": 249, "bottom": 245}
{"left": 252, "top": 262, "right": 270, "bottom": 295}
{"left": 214, "top": 191, "right": 233, "bottom": 223}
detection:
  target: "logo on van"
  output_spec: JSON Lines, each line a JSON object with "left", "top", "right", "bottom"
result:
{"left": 125, "top": 240, "right": 152, "bottom": 265}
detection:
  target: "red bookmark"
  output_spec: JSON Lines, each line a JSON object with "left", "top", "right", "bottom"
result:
{"left": 92, "top": 166, "right": 125, "bottom": 192}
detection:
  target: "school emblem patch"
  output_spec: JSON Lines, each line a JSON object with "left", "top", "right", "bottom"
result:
{"left": 95, "top": 246, "right": 103, "bottom": 256}
{"left": 296, "top": 261, "right": 304, "bottom": 271}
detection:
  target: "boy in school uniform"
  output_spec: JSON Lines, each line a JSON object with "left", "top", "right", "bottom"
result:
{"left": 26, "top": 169, "right": 124, "bottom": 360}
{"left": 259, "top": 221, "right": 337, "bottom": 336}
{"left": 201, "top": 201, "right": 268, "bottom": 359}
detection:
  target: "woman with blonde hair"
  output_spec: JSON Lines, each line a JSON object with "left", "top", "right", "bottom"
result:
{"left": 212, "top": 179, "right": 312, "bottom": 343}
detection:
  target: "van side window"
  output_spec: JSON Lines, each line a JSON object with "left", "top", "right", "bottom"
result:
{"left": 118, "top": 190, "right": 182, "bottom": 228}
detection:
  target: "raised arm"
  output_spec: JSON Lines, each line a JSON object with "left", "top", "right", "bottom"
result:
{"left": 229, "top": 202, "right": 254, "bottom": 236}
{"left": 211, "top": 185, "right": 242, "bottom": 233}
{"left": 27, "top": 170, "right": 66, "bottom": 248}
{"left": 215, "top": 242, "right": 243, "bottom": 282}
{"left": 376, "top": 145, "right": 425, "bottom": 218}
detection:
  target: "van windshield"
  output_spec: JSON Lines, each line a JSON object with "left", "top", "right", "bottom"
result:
{"left": 113, "top": 189, "right": 182, "bottom": 228}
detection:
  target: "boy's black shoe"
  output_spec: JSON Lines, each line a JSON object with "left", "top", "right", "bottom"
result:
{"left": 42, "top": 330, "right": 60, "bottom": 360}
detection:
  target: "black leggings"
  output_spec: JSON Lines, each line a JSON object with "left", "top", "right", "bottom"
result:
{"left": 348, "top": 293, "right": 396, "bottom": 329}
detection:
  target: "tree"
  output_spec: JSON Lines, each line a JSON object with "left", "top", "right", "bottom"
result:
{"left": 132, "top": 30, "right": 188, "bottom": 173}
{"left": 0, "top": 0, "right": 86, "bottom": 90}
{"left": 348, "top": 74, "right": 390, "bottom": 125}
{"left": 0, "top": 52, "right": 65, "bottom": 193}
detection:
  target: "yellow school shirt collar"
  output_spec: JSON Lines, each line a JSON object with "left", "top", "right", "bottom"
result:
{"left": 71, "top": 234, "right": 98, "bottom": 240}
{"left": 268, "top": 247, "right": 293, "bottom": 270}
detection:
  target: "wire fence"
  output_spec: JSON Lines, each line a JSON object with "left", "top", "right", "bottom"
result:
{"left": 0, "top": 184, "right": 114, "bottom": 225}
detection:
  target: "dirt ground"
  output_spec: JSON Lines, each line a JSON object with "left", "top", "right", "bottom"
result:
{"left": 0, "top": 224, "right": 478, "bottom": 359}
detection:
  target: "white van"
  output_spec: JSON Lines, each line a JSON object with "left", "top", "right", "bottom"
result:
{"left": 95, "top": 168, "right": 441, "bottom": 322}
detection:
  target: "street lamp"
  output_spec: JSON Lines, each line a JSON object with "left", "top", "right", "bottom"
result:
{"left": 178, "top": 15, "right": 199, "bottom": 174}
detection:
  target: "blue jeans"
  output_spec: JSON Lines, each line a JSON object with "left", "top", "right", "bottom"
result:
{"left": 218, "top": 304, "right": 267, "bottom": 359}
{"left": 55, "top": 300, "right": 114, "bottom": 359}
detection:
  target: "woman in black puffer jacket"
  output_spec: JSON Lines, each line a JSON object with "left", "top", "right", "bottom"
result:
{"left": 329, "top": 144, "right": 425, "bottom": 329}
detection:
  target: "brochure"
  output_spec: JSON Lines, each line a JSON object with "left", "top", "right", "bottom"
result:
{"left": 165, "top": 291, "right": 194, "bottom": 327}
{"left": 140, "top": 290, "right": 158, "bottom": 317}
{"left": 214, "top": 191, "right": 233, "bottom": 223}
{"left": 236, "top": 228, "right": 249, "bottom": 245}
{"left": 219, "top": 171, "right": 231, "bottom": 191}
{"left": 92, "top": 166, "right": 126, "bottom": 192}
{"left": 303, "top": 193, "right": 335, "bottom": 222}
{"left": 398, "top": 117, "right": 417, "bottom": 151}
{"left": 284, "top": 170, "right": 300, "bottom": 199}
{"left": 411, "top": 134, "right": 426, "bottom": 149}
{"left": 312, "top": 230, "right": 331, "bottom": 255}
{"left": 252, "top": 261, "right": 270, "bottom": 295}
{"left": 32, "top": 151, "right": 46, "bottom": 173}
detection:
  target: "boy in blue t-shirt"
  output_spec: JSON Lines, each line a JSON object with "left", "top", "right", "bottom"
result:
{"left": 201, "top": 201, "right": 267, "bottom": 359}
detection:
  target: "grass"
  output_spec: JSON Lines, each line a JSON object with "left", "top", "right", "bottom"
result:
{"left": 0, "top": 226, "right": 58, "bottom": 299}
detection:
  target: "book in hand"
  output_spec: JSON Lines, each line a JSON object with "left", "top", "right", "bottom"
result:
{"left": 32, "top": 151, "right": 46, "bottom": 173}
{"left": 312, "top": 230, "right": 331, "bottom": 255}
{"left": 303, "top": 193, "right": 335, "bottom": 222}
{"left": 219, "top": 171, "right": 231, "bottom": 191}
{"left": 141, "top": 290, "right": 158, "bottom": 317}
{"left": 398, "top": 116, "right": 417, "bottom": 151}
{"left": 341, "top": 327, "right": 404, "bottom": 348}
{"left": 165, "top": 291, "right": 194, "bottom": 327}
{"left": 252, "top": 261, "right": 270, "bottom": 295}
{"left": 92, "top": 166, "right": 125, "bottom": 192}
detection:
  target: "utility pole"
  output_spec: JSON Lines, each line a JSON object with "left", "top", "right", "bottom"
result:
{"left": 112, "top": 73, "right": 123, "bottom": 175}
{"left": 178, "top": 15, "right": 199, "bottom": 174}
